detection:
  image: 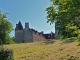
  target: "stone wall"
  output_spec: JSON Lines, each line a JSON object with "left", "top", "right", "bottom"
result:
{"left": 33, "top": 32, "right": 46, "bottom": 42}
{"left": 15, "top": 30, "right": 24, "bottom": 43}
{"left": 23, "top": 28, "right": 33, "bottom": 42}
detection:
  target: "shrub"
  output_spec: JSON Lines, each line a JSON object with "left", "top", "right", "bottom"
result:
{"left": 5, "top": 36, "right": 15, "bottom": 44}
{"left": 0, "top": 47, "right": 14, "bottom": 60}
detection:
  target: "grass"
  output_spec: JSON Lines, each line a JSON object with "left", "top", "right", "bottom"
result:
{"left": 4, "top": 40, "right": 80, "bottom": 60}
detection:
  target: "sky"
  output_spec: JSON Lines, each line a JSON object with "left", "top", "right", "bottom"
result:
{"left": 0, "top": 0, "right": 55, "bottom": 37}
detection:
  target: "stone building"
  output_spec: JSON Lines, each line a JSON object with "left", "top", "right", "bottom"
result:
{"left": 15, "top": 21, "right": 55, "bottom": 43}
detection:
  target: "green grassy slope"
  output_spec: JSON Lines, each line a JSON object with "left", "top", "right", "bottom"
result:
{"left": 4, "top": 40, "right": 80, "bottom": 60}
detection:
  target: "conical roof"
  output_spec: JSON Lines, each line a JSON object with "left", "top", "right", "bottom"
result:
{"left": 17, "top": 21, "right": 23, "bottom": 30}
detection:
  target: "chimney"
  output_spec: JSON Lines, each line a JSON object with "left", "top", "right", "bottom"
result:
{"left": 16, "top": 24, "right": 18, "bottom": 28}
{"left": 25, "top": 22, "right": 29, "bottom": 28}
{"left": 15, "top": 24, "right": 18, "bottom": 30}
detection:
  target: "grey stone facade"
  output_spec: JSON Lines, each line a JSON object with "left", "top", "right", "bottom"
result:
{"left": 15, "top": 21, "right": 55, "bottom": 43}
{"left": 15, "top": 21, "right": 45, "bottom": 43}
{"left": 15, "top": 30, "right": 24, "bottom": 43}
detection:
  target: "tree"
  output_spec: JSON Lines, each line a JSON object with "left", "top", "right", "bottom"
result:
{"left": 45, "top": 0, "right": 80, "bottom": 39}
{"left": 0, "top": 10, "right": 13, "bottom": 44}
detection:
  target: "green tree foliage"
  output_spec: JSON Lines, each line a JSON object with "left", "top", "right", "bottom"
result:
{"left": 46, "top": 0, "right": 80, "bottom": 39}
{"left": 0, "top": 10, "right": 14, "bottom": 44}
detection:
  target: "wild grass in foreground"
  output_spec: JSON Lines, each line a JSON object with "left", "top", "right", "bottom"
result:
{"left": 4, "top": 40, "right": 80, "bottom": 60}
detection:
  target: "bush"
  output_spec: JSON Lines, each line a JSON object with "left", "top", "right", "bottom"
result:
{"left": 0, "top": 47, "right": 14, "bottom": 60}
{"left": 62, "top": 37, "right": 77, "bottom": 44}
{"left": 5, "top": 36, "right": 15, "bottom": 44}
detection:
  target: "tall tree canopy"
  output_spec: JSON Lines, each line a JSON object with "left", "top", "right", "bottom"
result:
{"left": 46, "top": 0, "right": 80, "bottom": 39}
{"left": 0, "top": 10, "right": 13, "bottom": 44}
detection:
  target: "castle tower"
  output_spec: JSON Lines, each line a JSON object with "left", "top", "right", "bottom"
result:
{"left": 15, "top": 21, "right": 24, "bottom": 43}
{"left": 25, "top": 22, "right": 29, "bottom": 29}
{"left": 24, "top": 22, "right": 33, "bottom": 42}
{"left": 15, "top": 21, "right": 23, "bottom": 30}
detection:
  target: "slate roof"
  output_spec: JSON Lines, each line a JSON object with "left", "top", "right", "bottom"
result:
{"left": 15, "top": 21, "right": 23, "bottom": 30}
{"left": 43, "top": 33, "right": 55, "bottom": 39}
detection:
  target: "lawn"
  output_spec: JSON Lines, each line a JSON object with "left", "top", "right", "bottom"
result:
{"left": 4, "top": 40, "right": 80, "bottom": 60}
